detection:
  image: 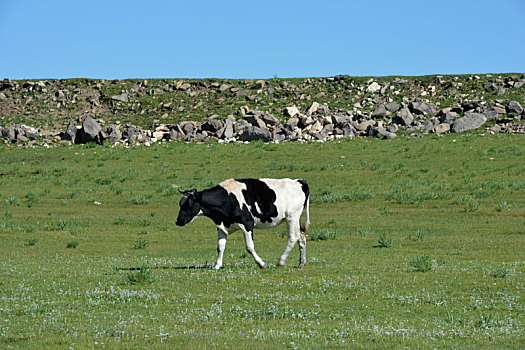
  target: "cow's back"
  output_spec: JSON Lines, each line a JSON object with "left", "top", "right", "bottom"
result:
{"left": 258, "top": 178, "right": 307, "bottom": 214}
{"left": 218, "top": 178, "right": 307, "bottom": 229}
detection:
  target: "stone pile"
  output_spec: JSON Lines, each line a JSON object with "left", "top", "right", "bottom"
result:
{"left": 1, "top": 98, "right": 524, "bottom": 146}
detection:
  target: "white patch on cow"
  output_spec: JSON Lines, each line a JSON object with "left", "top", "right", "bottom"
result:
{"left": 216, "top": 222, "right": 230, "bottom": 235}
{"left": 188, "top": 210, "right": 203, "bottom": 223}
{"left": 219, "top": 178, "right": 249, "bottom": 209}
{"left": 220, "top": 178, "right": 246, "bottom": 195}
{"left": 254, "top": 202, "right": 262, "bottom": 216}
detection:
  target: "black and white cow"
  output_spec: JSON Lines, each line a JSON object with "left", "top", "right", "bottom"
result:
{"left": 176, "top": 178, "right": 310, "bottom": 269}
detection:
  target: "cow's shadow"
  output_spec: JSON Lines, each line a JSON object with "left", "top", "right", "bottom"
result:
{"left": 117, "top": 265, "right": 213, "bottom": 271}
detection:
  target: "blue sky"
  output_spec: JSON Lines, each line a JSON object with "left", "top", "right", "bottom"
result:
{"left": 1, "top": 0, "right": 524, "bottom": 79}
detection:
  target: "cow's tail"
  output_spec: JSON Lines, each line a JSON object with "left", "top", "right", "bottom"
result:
{"left": 298, "top": 179, "right": 310, "bottom": 233}
{"left": 302, "top": 195, "right": 310, "bottom": 233}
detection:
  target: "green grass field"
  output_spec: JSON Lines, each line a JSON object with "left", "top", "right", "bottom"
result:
{"left": 1, "top": 135, "right": 524, "bottom": 348}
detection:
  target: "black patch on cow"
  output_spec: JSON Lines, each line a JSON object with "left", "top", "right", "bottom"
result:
{"left": 237, "top": 179, "right": 278, "bottom": 224}
{"left": 195, "top": 185, "right": 255, "bottom": 231}
{"left": 175, "top": 189, "right": 202, "bottom": 226}
{"left": 297, "top": 179, "right": 310, "bottom": 207}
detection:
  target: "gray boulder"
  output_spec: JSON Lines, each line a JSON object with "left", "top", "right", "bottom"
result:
{"left": 1, "top": 124, "right": 16, "bottom": 140}
{"left": 262, "top": 113, "right": 280, "bottom": 126}
{"left": 357, "top": 120, "right": 375, "bottom": 132}
{"left": 317, "top": 104, "right": 330, "bottom": 115}
{"left": 79, "top": 116, "right": 102, "bottom": 143}
{"left": 385, "top": 101, "right": 401, "bottom": 113}
{"left": 121, "top": 125, "right": 142, "bottom": 140}
{"left": 387, "top": 124, "right": 399, "bottom": 133}
{"left": 219, "top": 84, "right": 231, "bottom": 93}
{"left": 283, "top": 117, "right": 299, "bottom": 131}
{"left": 434, "top": 123, "right": 450, "bottom": 134}
{"left": 180, "top": 122, "right": 195, "bottom": 136}
{"left": 284, "top": 106, "right": 300, "bottom": 118}
{"left": 482, "top": 109, "right": 498, "bottom": 121}
{"left": 272, "top": 128, "right": 288, "bottom": 142}
{"left": 366, "top": 125, "right": 396, "bottom": 139}
{"left": 111, "top": 93, "right": 129, "bottom": 102}
{"left": 243, "top": 115, "right": 267, "bottom": 129}
{"left": 507, "top": 101, "right": 523, "bottom": 115}
{"left": 439, "top": 112, "right": 458, "bottom": 124}
{"left": 322, "top": 124, "right": 334, "bottom": 134}
{"left": 201, "top": 119, "right": 224, "bottom": 134}
{"left": 99, "top": 125, "right": 122, "bottom": 143}
{"left": 169, "top": 129, "right": 184, "bottom": 141}
{"left": 332, "top": 115, "right": 353, "bottom": 126}
{"left": 489, "top": 124, "right": 502, "bottom": 133}
{"left": 223, "top": 116, "right": 235, "bottom": 139}
{"left": 16, "top": 133, "right": 28, "bottom": 143}
{"left": 55, "top": 90, "right": 65, "bottom": 99}
{"left": 410, "top": 101, "right": 436, "bottom": 116}
{"left": 238, "top": 126, "right": 272, "bottom": 141}
{"left": 451, "top": 113, "right": 487, "bottom": 133}
{"left": 393, "top": 108, "right": 414, "bottom": 125}
{"left": 366, "top": 82, "right": 381, "bottom": 93}
{"left": 264, "top": 87, "right": 275, "bottom": 95}
{"left": 61, "top": 121, "right": 78, "bottom": 143}
{"left": 371, "top": 104, "right": 388, "bottom": 118}
{"left": 342, "top": 124, "right": 355, "bottom": 138}
{"left": 423, "top": 118, "right": 439, "bottom": 132}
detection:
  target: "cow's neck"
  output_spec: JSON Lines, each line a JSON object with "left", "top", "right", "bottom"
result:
{"left": 198, "top": 187, "right": 228, "bottom": 225}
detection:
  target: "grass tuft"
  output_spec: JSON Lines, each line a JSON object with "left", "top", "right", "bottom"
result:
{"left": 5, "top": 196, "right": 20, "bottom": 206}
{"left": 489, "top": 264, "right": 510, "bottom": 278}
{"left": 308, "top": 228, "right": 338, "bottom": 241}
{"left": 411, "top": 255, "right": 434, "bottom": 272}
{"left": 408, "top": 229, "right": 426, "bottom": 241}
{"left": 126, "top": 266, "right": 155, "bottom": 285}
{"left": 25, "top": 237, "right": 38, "bottom": 246}
{"left": 133, "top": 194, "right": 151, "bottom": 205}
{"left": 133, "top": 238, "right": 148, "bottom": 249}
{"left": 357, "top": 226, "right": 372, "bottom": 237}
{"left": 377, "top": 233, "right": 393, "bottom": 248}
{"left": 495, "top": 200, "right": 511, "bottom": 212}
{"left": 66, "top": 240, "right": 79, "bottom": 249}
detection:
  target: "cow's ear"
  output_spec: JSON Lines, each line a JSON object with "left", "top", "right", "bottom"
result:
{"left": 179, "top": 189, "right": 197, "bottom": 197}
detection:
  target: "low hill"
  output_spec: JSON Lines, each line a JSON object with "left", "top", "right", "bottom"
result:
{"left": 0, "top": 73, "right": 524, "bottom": 144}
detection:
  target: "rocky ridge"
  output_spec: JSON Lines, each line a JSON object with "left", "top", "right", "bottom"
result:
{"left": 0, "top": 74, "right": 524, "bottom": 146}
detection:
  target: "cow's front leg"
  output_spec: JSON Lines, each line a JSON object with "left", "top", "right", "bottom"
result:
{"left": 277, "top": 215, "right": 300, "bottom": 267}
{"left": 239, "top": 224, "right": 266, "bottom": 269}
{"left": 214, "top": 229, "right": 227, "bottom": 270}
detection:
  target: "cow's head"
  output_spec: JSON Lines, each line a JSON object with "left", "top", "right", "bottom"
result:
{"left": 176, "top": 189, "right": 201, "bottom": 226}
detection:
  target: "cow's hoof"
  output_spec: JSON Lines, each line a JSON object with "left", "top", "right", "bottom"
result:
{"left": 213, "top": 265, "right": 222, "bottom": 270}
{"left": 276, "top": 264, "right": 285, "bottom": 268}
{"left": 297, "top": 264, "right": 305, "bottom": 269}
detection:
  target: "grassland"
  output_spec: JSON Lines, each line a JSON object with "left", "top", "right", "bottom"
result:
{"left": 0, "top": 135, "right": 524, "bottom": 348}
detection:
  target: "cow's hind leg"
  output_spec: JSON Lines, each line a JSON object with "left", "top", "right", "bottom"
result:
{"left": 277, "top": 214, "right": 301, "bottom": 267}
{"left": 298, "top": 230, "right": 306, "bottom": 269}
{"left": 214, "top": 229, "right": 227, "bottom": 270}
{"left": 239, "top": 224, "right": 266, "bottom": 269}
